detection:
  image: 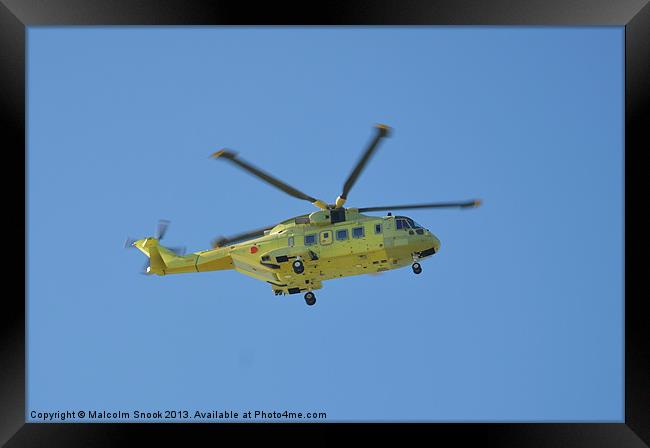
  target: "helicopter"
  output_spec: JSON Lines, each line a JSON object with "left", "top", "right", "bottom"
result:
{"left": 126, "top": 124, "right": 481, "bottom": 306}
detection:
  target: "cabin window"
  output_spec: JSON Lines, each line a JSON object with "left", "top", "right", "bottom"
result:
{"left": 304, "top": 234, "right": 317, "bottom": 246}
{"left": 288, "top": 236, "right": 294, "bottom": 247}
{"left": 336, "top": 229, "right": 348, "bottom": 241}
{"left": 374, "top": 223, "right": 382, "bottom": 234}
{"left": 352, "top": 226, "right": 365, "bottom": 238}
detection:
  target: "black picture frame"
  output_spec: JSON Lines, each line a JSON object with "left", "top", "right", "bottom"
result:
{"left": 3, "top": 0, "right": 648, "bottom": 445}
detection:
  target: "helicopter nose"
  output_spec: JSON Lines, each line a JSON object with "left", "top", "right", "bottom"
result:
{"left": 414, "top": 233, "right": 440, "bottom": 258}
{"left": 431, "top": 234, "right": 441, "bottom": 253}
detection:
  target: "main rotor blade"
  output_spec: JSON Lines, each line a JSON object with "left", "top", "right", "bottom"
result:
{"left": 335, "top": 124, "right": 391, "bottom": 208}
{"left": 211, "top": 225, "right": 275, "bottom": 248}
{"left": 358, "top": 200, "right": 482, "bottom": 213}
{"left": 211, "top": 149, "right": 329, "bottom": 210}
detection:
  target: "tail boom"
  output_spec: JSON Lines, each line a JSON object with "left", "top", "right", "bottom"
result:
{"left": 132, "top": 238, "right": 233, "bottom": 275}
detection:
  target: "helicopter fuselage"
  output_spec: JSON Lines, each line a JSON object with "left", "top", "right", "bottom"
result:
{"left": 134, "top": 208, "right": 440, "bottom": 296}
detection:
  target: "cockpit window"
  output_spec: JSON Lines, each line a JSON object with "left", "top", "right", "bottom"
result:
{"left": 396, "top": 218, "right": 410, "bottom": 229}
{"left": 396, "top": 216, "right": 422, "bottom": 229}
{"left": 406, "top": 218, "right": 422, "bottom": 229}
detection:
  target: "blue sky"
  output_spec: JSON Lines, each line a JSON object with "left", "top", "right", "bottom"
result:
{"left": 27, "top": 27, "right": 623, "bottom": 422}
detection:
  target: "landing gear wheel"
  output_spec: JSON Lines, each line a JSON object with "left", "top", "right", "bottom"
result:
{"left": 292, "top": 259, "right": 305, "bottom": 274}
{"left": 304, "top": 291, "right": 316, "bottom": 306}
{"left": 412, "top": 262, "right": 422, "bottom": 275}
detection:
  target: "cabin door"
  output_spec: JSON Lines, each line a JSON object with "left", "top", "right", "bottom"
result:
{"left": 319, "top": 230, "right": 333, "bottom": 245}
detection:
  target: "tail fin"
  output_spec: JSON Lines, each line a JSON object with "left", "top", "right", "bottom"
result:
{"left": 132, "top": 238, "right": 164, "bottom": 274}
{"left": 132, "top": 238, "right": 197, "bottom": 275}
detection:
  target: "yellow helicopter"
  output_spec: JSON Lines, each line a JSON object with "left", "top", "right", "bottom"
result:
{"left": 126, "top": 124, "right": 481, "bottom": 306}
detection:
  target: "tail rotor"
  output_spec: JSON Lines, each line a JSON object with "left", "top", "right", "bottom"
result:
{"left": 156, "top": 219, "right": 170, "bottom": 241}
{"left": 167, "top": 246, "right": 187, "bottom": 256}
{"left": 125, "top": 219, "right": 184, "bottom": 275}
{"left": 141, "top": 259, "right": 152, "bottom": 275}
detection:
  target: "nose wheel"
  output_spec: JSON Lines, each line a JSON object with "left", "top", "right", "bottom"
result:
{"left": 304, "top": 291, "right": 316, "bottom": 306}
{"left": 412, "top": 262, "right": 422, "bottom": 275}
